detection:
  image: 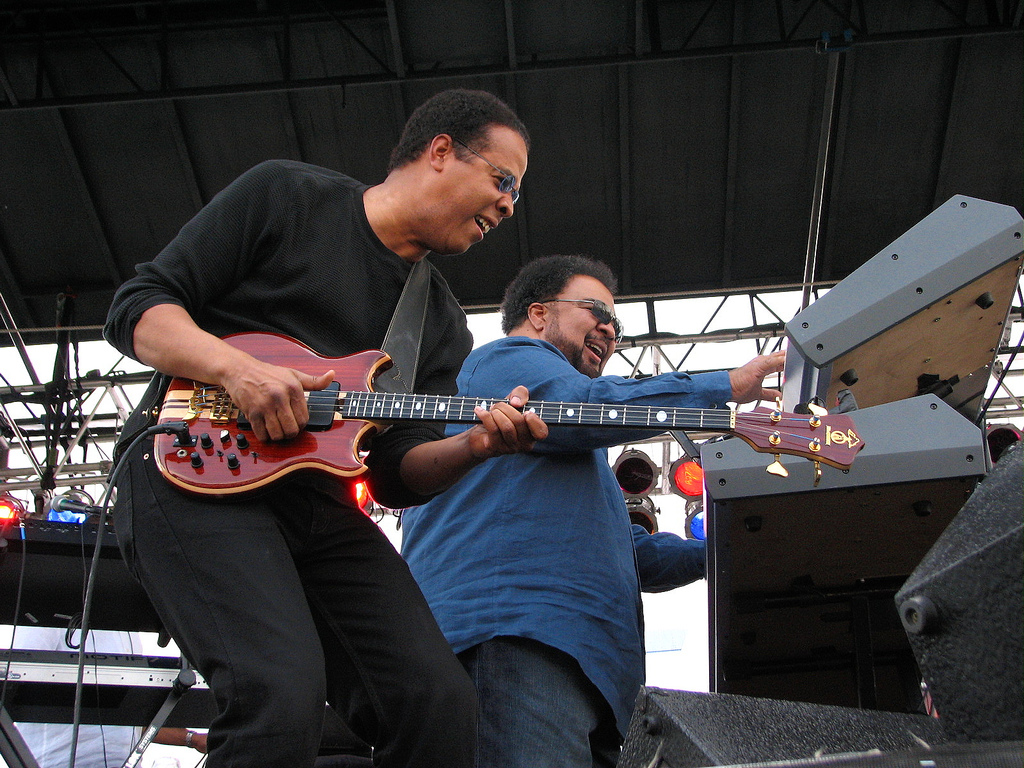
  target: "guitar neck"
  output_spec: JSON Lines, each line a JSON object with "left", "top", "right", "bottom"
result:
{"left": 340, "top": 390, "right": 735, "bottom": 431}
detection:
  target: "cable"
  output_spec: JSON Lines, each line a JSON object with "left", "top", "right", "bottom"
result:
{"left": 0, "top": 519, "right": 30, "bottom": 710}
{"left": 63, "top": 613, "right": 83, "bottom": 650}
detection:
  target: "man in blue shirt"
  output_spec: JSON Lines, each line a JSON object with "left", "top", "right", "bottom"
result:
{"left": 401, "top": 254, "right": 785, "bottom": 768}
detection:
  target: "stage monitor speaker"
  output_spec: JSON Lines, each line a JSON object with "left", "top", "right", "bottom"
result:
{"left": 701, "top": 395, "right": 987, "bottom": 712}
{"left": 895, "top": 442, "right": 1023, "bottom": 743}
{"left": 782, "top": 195, "right": 1023, "bottom": 420}
{"left": 618, "top": 687, "right": 954, "bottom": 767}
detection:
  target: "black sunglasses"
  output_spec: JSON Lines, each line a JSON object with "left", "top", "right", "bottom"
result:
{"left": 452, "top": 137, "right": 520, "bottom": 204}
{"left": 543, "top": 299, "right": 624, "bottom": 342}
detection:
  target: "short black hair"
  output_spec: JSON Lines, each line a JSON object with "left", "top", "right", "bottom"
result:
{"left": 388, "top": 89, "right": 530, "bottom": 172}
{"left": 500, "top": 255, "right": 618, "bottom": 335}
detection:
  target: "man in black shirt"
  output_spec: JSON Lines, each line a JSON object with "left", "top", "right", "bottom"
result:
{"left": 104, "top": 89, "right": 545, "bottom": 768}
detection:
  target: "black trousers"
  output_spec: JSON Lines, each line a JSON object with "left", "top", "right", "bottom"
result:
{"left": 114, "top": 439, "right": 476, "bottom": 767}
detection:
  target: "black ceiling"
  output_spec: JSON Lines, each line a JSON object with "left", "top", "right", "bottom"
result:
{"left": 0, "top": 0, "right": 1021, "bottom": 346}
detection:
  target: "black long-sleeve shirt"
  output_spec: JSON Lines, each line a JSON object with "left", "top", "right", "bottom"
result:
{"left": 104, "top": 159, "right": 473, "bottom": 507}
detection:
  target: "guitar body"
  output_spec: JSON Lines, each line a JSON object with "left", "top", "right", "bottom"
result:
{"left": 155, "top": 333, "right": 391, "bottom": 497}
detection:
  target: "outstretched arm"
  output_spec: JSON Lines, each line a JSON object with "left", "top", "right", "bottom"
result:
{"left": 399, "top": 385, "right": 548, "bottom": 496}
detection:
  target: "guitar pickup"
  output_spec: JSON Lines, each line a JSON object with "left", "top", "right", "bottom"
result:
{"left": 307, "top": 382, "right": 340, "bottom": 431}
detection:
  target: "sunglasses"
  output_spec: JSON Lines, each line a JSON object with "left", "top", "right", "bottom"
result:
{"left": 452, "top": 136, "right": 520, "bottom": 204}
{"left": 543, "top": 299, "right": 624, "bottom": 342}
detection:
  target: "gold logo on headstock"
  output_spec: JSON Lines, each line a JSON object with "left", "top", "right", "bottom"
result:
{"left": 825, "top": 426, "right": 861, "bottom": 448}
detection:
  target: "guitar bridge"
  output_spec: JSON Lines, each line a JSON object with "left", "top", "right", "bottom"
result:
{"left": 211, "top": 390, "right": 234, "bottom": 423}
{"left": 190, "top": 387, "right": 239, "bottom": 425}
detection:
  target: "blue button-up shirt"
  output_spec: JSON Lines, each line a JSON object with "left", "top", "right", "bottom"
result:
{"left": 401, "top": 336, "right": 731, "bottom": 736}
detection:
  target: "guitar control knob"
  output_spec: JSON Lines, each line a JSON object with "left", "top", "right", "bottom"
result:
{"left": 200, "top": 433, "right": 214, "bottom": 450}
{"left": 236, "top": 434, "right": 250, "bottom": 450}
{"left": 190, "top": 452, "right": 204, "bottom": 468}
{"left": 220, "top": 430, "right": 231, "bottom": 445}
{"left": 226, "top": 453, "right": 240, "bottom": 470}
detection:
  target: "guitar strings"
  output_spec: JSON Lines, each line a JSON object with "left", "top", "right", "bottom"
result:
{"left": 191, "top": 386, "right": 832, "bottom": 428}
{"left": 186, "top": 388, "right": 838, "bottom": 448}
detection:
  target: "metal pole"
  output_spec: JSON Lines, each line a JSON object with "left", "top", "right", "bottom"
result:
{"left": 0, "top": 289, "right": 40, "bottom": 385}
{"left": 801, "top": 47, "right": 844, "bottom": 310}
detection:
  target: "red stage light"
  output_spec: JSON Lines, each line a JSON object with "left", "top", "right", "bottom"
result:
{"left": 986, "top": 424, "right": 1022, "bottom": 464}
{"left": 353, "top": 481, "right": 371, "bottom": 512}
{"left": 668, "top": 458, "right": 704, "bottom": 498}
{"left": 0, "top": 494, "right": 25, "bottom": 521}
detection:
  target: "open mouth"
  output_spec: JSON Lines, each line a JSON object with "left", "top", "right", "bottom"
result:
{"left": 475, "top": 216, "right": 492, "bottom": 234}
{"left": 584, "top": 339, "right": 605, "bottom": 362}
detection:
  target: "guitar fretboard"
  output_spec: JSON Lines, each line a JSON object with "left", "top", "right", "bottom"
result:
{"left": 340, "top": 390, "right": 735, "bottom": 431}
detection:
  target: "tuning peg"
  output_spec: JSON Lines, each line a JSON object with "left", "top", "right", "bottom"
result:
{"left": 766, "top": 455, "right": 789, "bottom": 477}
{"left": 813, "top": 461, "right": 822, "bottom": 487}
{"left": 806, "top": 402, "right": 827, "bottom": 418}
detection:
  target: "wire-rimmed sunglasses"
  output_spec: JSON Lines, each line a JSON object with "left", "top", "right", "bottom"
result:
{"left": 543, "top": 299, "right": 624, "bottom": 342}
{"left": 451, "top": 136, "right": 520, "bottom": 204}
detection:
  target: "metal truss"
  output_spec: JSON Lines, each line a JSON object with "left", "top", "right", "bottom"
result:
{"left": 1, "top": 277, "right": 1021, "bottom": 509}
{"left": 0, "top": 0, "right": 1019, "bottom": 111}
{"left": 0, "top": 369, "right": 149, "bottom": 513}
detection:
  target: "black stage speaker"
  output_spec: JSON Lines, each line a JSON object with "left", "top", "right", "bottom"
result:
{"left": 895, "top": 442, "right": 1023, "bottom": 743}
{"left": 0, "top": 518, "right": 162, "bottom": 632}
{"left": 701, "top": 396, "right": 987, "bottom": 711}
{"left": 617, "top": 687, "right": 955, "bottom": 767}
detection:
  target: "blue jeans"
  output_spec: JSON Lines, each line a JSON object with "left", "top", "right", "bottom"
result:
{"left": 458, "top": 636, "right": 620, "bottom": 768}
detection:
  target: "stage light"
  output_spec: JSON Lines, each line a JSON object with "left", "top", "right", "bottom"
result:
{"left": 0, "top": 494, "right": 26, "bottom": 522}
{"left": 986, "top": 424, "right": 1021, "bottom": 464}
{"left": 613, "top": 450, "right": 659, "bottom": 497}
{"left": 627, "top": 496, "right": 659, "bottom": 534}
{"left": 684, "top": 500, "right": 706, "bottom": 541}
{"left": 353, "top": 481, "right": 371, "bottom": 513}
{"left": 667, "top": 457, "right": 704, "bottom": 499}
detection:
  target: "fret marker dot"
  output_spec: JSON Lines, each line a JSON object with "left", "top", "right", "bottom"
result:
{"left": 438, "top": 403, "right": 446, "bottom": 412}
{"left": 656, "top": 410, "right": 668, "bottom": 422}
{"left": 527, "top": 407, "right": 537, "bottom": 414}
{"left": 415, "top": 402, "right": 422, "bottom": 410}
{"left": 608, "top": 409, "right": 618, "bottom": 419}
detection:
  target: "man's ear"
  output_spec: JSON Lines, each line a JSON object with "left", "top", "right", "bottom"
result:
{"left": 427, "top": 134, "right": 455, "bottom": 172}
{"left": 526, "top": 302, "right": 548, "bottom": 336}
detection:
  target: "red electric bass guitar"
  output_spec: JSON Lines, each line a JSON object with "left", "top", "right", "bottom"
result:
{"left": 154, "top": 332, "right": 865, "bottom": 497}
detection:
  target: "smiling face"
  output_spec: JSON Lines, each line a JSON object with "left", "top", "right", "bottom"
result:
{"left": 421, "top": 124, "right": 528, "bottom": 255}
{"left": 536, "top": 274, "right": 618, "bottom": 378}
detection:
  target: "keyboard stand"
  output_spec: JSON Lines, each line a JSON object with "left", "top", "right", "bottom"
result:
{"left": 122, "top": 656, "right": 197, "bottom": 768}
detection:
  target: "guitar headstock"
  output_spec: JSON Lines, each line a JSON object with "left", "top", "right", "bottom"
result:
{"left": 732, "top": 404, "right": 864, "bottom": 472}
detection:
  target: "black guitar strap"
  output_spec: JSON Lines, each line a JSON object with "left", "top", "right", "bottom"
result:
{"left": 376, "top": 258, "right": 431, "bottom": 394}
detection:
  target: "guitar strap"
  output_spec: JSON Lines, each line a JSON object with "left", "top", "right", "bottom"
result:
{"left": 376, "top": 258, "right": 431, "bottom": 394}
